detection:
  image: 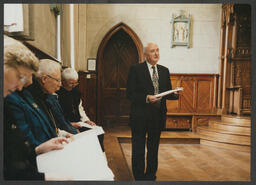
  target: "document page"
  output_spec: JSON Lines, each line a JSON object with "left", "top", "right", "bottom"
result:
{"left": 78, "top": 122, "right": 105, "bottom": 135}
{"left": 155, "top": 87, "right": 183, "bottom": 98}
{"left": 37, "top": 131, "right": 114, "bottom": 180}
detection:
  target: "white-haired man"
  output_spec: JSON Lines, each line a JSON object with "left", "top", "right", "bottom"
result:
{"left": 56, "top": 68, "right": 104, "bottom": 152}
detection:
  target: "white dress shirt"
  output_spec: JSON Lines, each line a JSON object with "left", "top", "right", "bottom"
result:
{"left": 146, "top": 61, "right": 159, "bottom": 80}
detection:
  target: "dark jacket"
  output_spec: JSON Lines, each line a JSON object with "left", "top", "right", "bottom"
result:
{"left": 126, "top": 61, "right": 178, "bottom": 129}
{"left": 4, "top": 80, "right": 77, "bottom": 147}
{"left": 4, "top": 102, "right": 44, "bottom": 180}
{"left": 56, "top": 86, "right": 82, "bottom": 122}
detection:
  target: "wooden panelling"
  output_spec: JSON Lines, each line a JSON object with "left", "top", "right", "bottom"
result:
{"left": 193, "top": 115, "right": 220, "bottom": 131}
{"left": 78, "top": 72, "right": 97, "bottom": 123}
{"left": 166, "top": 116, "right": 191, "bottom": 130}
{"left": 180, "top": 77, "right": 194, "bottom": 113}
{"left": 197, "top": 80, "right": 212, "bottom": 113}
{"left": 168, "top": 74, "right": 218, "bottom": 114}
{"left": 166, "top": 76, "right": 179, "bottom": 112}
{"left": 166, "top": 74, "right": 218, "bottom": 130}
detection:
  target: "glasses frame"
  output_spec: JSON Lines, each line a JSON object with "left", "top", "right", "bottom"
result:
{"left": 68, "top": 81, "right": 79, "bottom": 87}
{"left": 46, "top": 74, "right": 61, "bottom": 83}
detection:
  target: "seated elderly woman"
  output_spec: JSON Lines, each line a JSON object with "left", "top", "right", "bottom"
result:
{"left": 56, "top": 68, "right": 105, "bottom": 152}
{"left": 5, "top": 59, "right": 77, "bottom": 148}
{"left": 4, "top": 35, "right": 69, "bottom": 180}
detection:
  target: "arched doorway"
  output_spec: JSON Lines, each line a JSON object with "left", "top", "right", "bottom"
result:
{"left": 97, "top": 23, "right": 143, "bottom": 128}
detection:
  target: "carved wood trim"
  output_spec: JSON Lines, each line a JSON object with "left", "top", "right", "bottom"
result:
{"left": 218, "top": 4, "right": 251, "bottom": 115}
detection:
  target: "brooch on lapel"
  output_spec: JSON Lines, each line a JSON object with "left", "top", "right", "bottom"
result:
{"left": 11, "top": 124, "right": 17, "bottom": 129}
{"left": 32, "top": 103, "right": 39, "bottom": 110}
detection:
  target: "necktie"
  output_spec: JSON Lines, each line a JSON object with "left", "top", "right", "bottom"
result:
{"left": 152, "top": 66, "right": 159, "bottom": 95}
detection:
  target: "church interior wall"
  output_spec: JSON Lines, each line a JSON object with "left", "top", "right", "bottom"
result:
{"left": 84, "top": 4, "right": 222, "bottom": 74}
{"left": 26, "top": 4, "right": 57, "bottom": 58}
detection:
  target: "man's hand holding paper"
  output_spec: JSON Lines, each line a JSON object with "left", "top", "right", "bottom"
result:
{"left": 154, "top": 87, "right": 183, "bottom": 98}
{"left": 147, "top": 95, "right": 161, "bottom": 103}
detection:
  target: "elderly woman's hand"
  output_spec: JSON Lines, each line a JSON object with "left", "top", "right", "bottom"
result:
{"left": 35, "top": 137, "right": 69, "bottom": 155}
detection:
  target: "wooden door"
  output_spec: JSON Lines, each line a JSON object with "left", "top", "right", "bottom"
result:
{"left": 97, "top": 23, "right": 143, "bottom": 128}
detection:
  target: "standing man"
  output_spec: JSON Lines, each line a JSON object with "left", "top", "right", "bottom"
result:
{"left": 126, "top": 42, "right": 179, "bottom": 181}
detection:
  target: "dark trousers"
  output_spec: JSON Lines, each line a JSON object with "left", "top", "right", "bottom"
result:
{"left": 131, "top": 124, "right": 161, "bottom": 181}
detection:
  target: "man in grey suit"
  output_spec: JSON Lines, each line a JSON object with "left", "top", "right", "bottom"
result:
{"left": 126, "top": 42, "right": 179, "bottom": 180}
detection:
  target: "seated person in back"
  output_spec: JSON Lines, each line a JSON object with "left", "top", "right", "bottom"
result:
{"left": 56, "top": 68, "right": 104, "bottom": 152}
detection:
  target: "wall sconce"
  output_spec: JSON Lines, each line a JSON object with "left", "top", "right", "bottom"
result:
{"left": 50, "top": 4, "right": 61, "bottom": 16}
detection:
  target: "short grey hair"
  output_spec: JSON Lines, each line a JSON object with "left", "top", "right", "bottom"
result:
{"left": 143, "top": 42, "right": 158, "bottom": 54}
{"left": 62, "top": 67, "right": 78, "bottom": 80}
{"left": 4, "top": 35, "right": 39, "bottom": 72}
{"left": 36, "top": 59, "right": 61, "bottom": 77}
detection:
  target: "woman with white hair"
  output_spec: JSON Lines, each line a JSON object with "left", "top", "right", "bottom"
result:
{"left": 57, "top": 67, "right": 105, "bottom": 152}
{"left": 57, "top": 68, "right": 95, "bottom": 126}
{"left": 5, "top": 59, "right": 77, "bottom": 148}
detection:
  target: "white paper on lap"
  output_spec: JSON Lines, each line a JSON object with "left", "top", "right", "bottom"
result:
{"left": 78, "top": 122, "right": 105, "bottom": 135}
{"left": 36, "top": 131, "right": 114, "bottom": 180}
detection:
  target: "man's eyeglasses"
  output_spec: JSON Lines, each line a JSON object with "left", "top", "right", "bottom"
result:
{"left": 47, "top": 75, "right": 61, "bottom": 83}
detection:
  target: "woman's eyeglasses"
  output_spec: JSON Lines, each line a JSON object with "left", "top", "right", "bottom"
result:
{"left": 19, "top": 76, "right": 28, "bottom": 84}
{"left": 15, "top": 68, "right": 29, "bottom": 84}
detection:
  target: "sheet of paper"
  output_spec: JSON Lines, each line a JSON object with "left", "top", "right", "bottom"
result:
{"left": 37, "top": 131, "right": 114, "bottom": 180}
{"left": 78, "top": 122, "right": 105, "bottom": 135}
{"left": 155, "top": 87, "right": 183, "bottom": 98}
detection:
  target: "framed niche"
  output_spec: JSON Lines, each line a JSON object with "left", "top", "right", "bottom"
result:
{"left": 170, "top": 11, "right": 191, "bottom": 48}
{"left": 87, "top": 58, "right": 96, "bottom": 71}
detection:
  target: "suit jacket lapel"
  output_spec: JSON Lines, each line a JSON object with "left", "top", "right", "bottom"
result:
{"left": 157, "top": 64, "right": 163, "bottom": 93}
{"left": 143, "top": 61, "right": 154, "bottom": 93}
